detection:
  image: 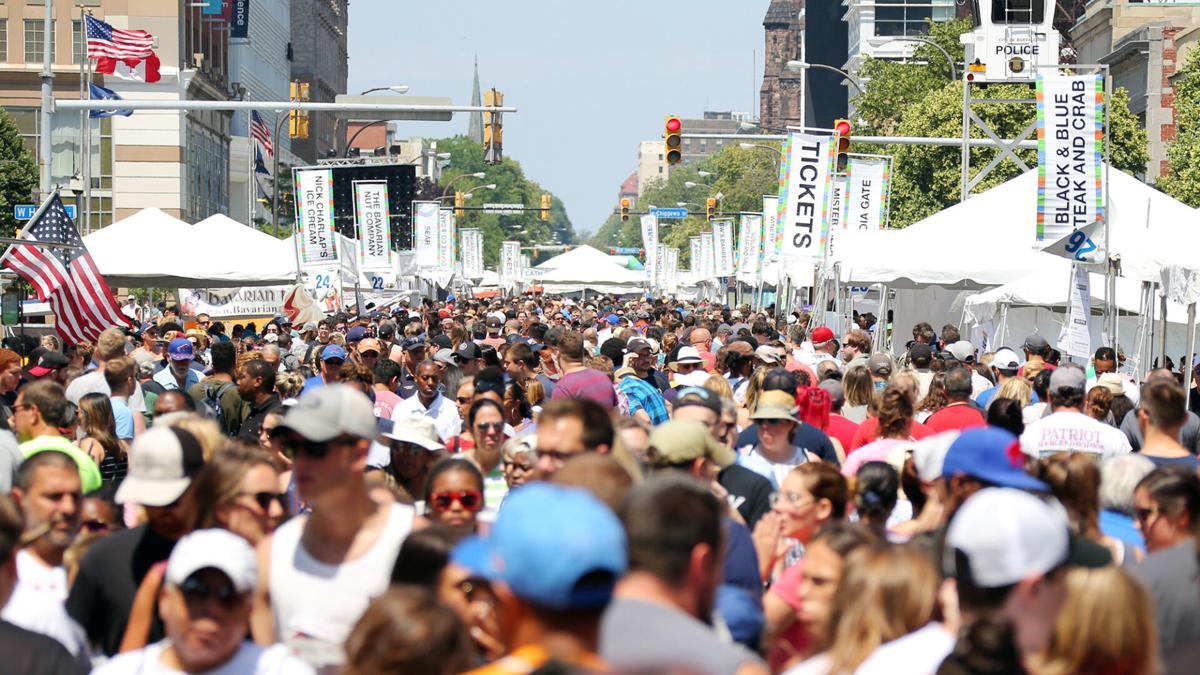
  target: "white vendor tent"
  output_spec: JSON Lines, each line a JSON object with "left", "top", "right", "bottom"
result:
{"left": 535, "top": 245, "right": 625, "bottom": 271}
{"left": 85, "top": 208, "right": 196, "bottom": 287}
{"left": 536, "top": 245, "right": 649, "bottom": 295}
{"left": 189, "top": 215, "right": 298, "bottom": 286}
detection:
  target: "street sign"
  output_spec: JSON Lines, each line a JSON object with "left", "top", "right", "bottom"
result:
{"left": 611, "top": 247, "right": 642, "bottom": 255}
{"left": 649, "top": 207, "right": 688, "bottom": 219}
{"left": 482, "top": 203, "right": 525, "bottom": 215}
{"left": 14, "top": 204, "right": 76, "bottom": 220}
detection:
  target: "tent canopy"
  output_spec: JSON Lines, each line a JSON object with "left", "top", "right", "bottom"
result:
{"left": 189, "top": 215, "right": 298, "bottom": 286}
{"left": 85, "top": 208, "right": 196, "bottom": 287}
{"left": 536, "top": 245, "right": 648, "bottom": 295}
{"left": 535, "top": 245, "right": 625, "bottom": 271}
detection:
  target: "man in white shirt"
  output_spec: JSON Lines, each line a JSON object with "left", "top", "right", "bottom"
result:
{"left": 66, "top": 327, "right": 148, "bottom": 435}
{"left": 392, "top": 360, "right": 462, "bottom": 442}
{"left": 1020, "top": 364, "right": 1132, "bottom": 459}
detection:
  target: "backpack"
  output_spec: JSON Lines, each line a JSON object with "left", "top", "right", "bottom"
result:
{"left": 199, "top": 381, "right": 237, "bottom": 435}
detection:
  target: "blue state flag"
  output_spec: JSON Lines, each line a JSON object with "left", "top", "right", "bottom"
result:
{"left": 88, "top": 84, "right": 133, "bottom": 118}
{"left": 254, "top": 146, "right": 271, "bottom": 175}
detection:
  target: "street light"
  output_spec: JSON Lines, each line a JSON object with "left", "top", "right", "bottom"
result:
{"left": 697, "top": 171, "right": 712, "bottom": 177}
{"left": 359, "top": 85, "right": 410, "bottom": 95}
{"left": 436, "top": 152, "right": 452, "bottom": 159}
{"left": 740, "top": 142, "right": 779, "bottom": 151}
{"left": 437, "top": 183, "right": 496, "bottom": 202}
{"left": 876, "top": 37, "right": 957, "bottom": 81}
{"left": 441, "top": 171, "right": 486, "bottom": 197}
{"left": 785, "top": 61, "right": 864, "bottom": 93}
{"left": 684, "top": 181, "right": 701, "bottom": 189}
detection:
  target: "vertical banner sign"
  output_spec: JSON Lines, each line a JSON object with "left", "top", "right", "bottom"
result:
{"left": 294, "top": 168, "right": 338, "bottom": 269}
{"left": 700, "top": 232, "right": 715, "bottom": 279}
{"left": 713, "top": 219, "right": 735, "bottom": 276}
{"left": 689, "top": 237, "right": 702, "bottom": 274}
{"left": 501, "top": 241, "right": 520, "bottom": 282}
{"left": 1057, "top": 264, "right": 1092, "bottom": 358}
{"left": 412, "top": 201, "right": 439, "bottom": 268}
{"left": 845, "top": 158, "right": 890, "bottom": 232}
{"left": 460, "top": 229, "right": 480, "bottom": 278}
{"left": 436, "top": 209, "right": 455, "bottom": 271}
{"left": 656, "top": 244, "right": 667, "bottom": 287}
{"left": 772, "top": 138, "right": 791, "bottom": 255}
{"left": 1036, "top": 72, "right": 1105, "bottom": 244}
{"left": 668, "top": 248, "right": 680, "bottom": 290}
{"left": 825, "top": 176, "right": 850, "bottom": 260}
{"left": 230, "top": 0, "right": 250, "bottom": 39}
{"left": 776, "top": 132, "right": 836, "bottom": 263}
{"left": 473, "top": 232, "right": 485, "bottom": 277}
{"left": 761, "top": 196, "right": 778, "bottom": 267}
{"left": 353, "top": 181, "right": 391, "bottom": 272}
{"left": 640, "top": 214, "right": 659, "bottom": 287}
{"left": 740, "top": 214, "right": 763, "bottom": 280}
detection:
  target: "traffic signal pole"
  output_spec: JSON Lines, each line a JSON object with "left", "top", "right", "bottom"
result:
{"left": 682, "top": 132, "right": 1037, "bottom": 150}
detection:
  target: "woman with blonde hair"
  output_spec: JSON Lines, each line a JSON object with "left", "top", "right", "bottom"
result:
{"left": 996, "top": 375, "right": 1033, "bottom": 408}
{"left": 1032, "top": 565, "right": 1158, "bottom": 675}
{"left": 274, "top": 370, "right": 305, "bottom": 400}
{"left": 704, "top": 373, "right": 734, "bottom": 399}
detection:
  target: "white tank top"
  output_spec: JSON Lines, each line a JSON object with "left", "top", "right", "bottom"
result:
{"left": 269, "top": 501, "right": 414, "bottom": 670}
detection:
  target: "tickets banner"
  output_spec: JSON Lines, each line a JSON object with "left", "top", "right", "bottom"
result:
{"left": 354, "top": 181, "right": 392, "bottom": 272}
{"left": 845, "top": 157, "right": 890, "bottom": 232}
{"left": 776, "top": 132, "right": 836, "bottom": 262}
{"left": 501, "top": 241, "right": 520, "bottom": 282}
{"left": 294, "top": 168, "right": 338, "bottom": 269}
{"left": 712, "top": 219, "right": 735, "bottom": 276}
{"left": 412, "top": 201, "right": 439, "bottom": 268}
{"left": 437, "top": 208, "right": 456, "bottom": 271}
{"left": 640, "top": 213, "right": 659, "bottom": 287}
{"left": 1036, "top": 72, "right": 1105, "bottom": 244}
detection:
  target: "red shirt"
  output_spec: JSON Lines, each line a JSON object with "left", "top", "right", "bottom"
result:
{"left": 825, "top": 414, "right": 859, "bottom": 454}
{"left": 849, "top": 417, "right": 934, "bottom": 452}
{"left": 925, "top": 402, "right": 986, "bottom": 433}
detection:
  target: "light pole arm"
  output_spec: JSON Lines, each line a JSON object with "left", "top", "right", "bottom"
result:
{"left": 441, "top": 173, "right": 481, "bottom": 198}
{"left": 804, "top": 63, "right": 864, "bottom": 93}
{"left": 344, "top": 119, "right": 388, "bottom": 158}
{"left": 881, "top": 37, "right": 957, "bottom": 81}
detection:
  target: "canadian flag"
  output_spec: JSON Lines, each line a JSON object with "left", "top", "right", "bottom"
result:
{"left": 94, "top": 52, "right": 160, "bottom": 83}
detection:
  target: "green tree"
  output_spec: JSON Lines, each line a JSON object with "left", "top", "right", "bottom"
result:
{"left": 1159, "top": 47, "right": 1200, "bottom": 205}
{"left": 0, "top": 107, "right": 39, "bottom": 238}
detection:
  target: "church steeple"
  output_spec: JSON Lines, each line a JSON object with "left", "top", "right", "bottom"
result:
{"left": 760, "top": 1, "right": 808, "bottom": 131}
{"left": 468, "top": 56, "right": 483, "bottom": 144}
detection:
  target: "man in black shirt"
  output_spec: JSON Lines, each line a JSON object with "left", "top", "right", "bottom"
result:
{"left": 67, "top": 426, "right": 205, "bottom": 656}
{"left": 236, "top": 359, "right": 282, "bottom": 446}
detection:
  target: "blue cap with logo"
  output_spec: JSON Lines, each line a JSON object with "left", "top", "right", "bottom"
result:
{"left": 452, "top": 482, "right": 627, "bottom": 610}
{"left": 942, "top": 427, "right": 1048, "bottom": 492}
{"left": 321, "top": 344, "right": 347, "bottom": 362}
{"left": 605, "top": 313, "right": 620, "bottom": 325}
{"left": 345, "top": 326, "right": 366, "bottom": 343}
{"left": 167, "top": 338, "right": 194, "bottom": 361}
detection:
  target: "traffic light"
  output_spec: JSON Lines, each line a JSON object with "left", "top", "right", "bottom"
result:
{"left": 454, "top": 191, "right": 465, "bottom": 218}
{"left": 833, "top": 118, "right": 852, "bottom": 172}
{"left": 289, "top": 80, "right": 310, "bottom": 140}
{"left": 664, "top": 115, "right": 682, "bottom": 165}
{"left": 484, "top": 89, "right": 504, "bottom": 165}
{"left": 620, "top": 197, "right": 631, "bottom": 222}
{"left": 706, "top": 197, "right": 716, "bottom": 222}
{"left": 540, "top": 194, "right": 552, "bottom": 221}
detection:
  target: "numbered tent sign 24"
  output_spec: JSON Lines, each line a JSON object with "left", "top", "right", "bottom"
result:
{"left": 306, "top": 270, "right": 343, "bottom": 313}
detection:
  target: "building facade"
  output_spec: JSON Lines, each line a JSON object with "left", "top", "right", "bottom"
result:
{"left": 760, "top": 0, "right": 808, "bottom": 132}
{"left": 637, "top": 140, "right": 666, "bottom": 196}
{"left": 289, "top": 0, "right": 347, "bottom": 163}
{"left": 679, "top": 110, "right": 749, "bottom": 165}
{"left": 0, "top": 0, "right": 234, "bottom": 227}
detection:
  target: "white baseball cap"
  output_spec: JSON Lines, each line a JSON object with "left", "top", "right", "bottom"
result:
{"left": 913, "top": 431, "right": 960, "bottom": 482}
{"left": 115, "top": 427, "right": 205, "bottom": 506}
{"left": 166, "top": 529, "right": 258, "bottom": 594}
{"left": 276, "top": 384, "right": 377, "bottom": 442}
{"left": 991, "top": 348, "right": 1022, "bottom": 371}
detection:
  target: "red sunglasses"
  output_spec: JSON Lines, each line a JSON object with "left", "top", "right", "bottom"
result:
{"left": 431, "top": 490, "right": 483, "bottom": 513}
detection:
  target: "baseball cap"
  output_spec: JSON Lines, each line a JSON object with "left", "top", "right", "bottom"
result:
{"left": 750, "top": 390, "right": 800, "bottom": 423}
{"left": 673, "top": 346, "right": 704, "bottom": 365}
{"left": 754, "top": 345, "right": 783, "bottom": 364}
{"left": 1023, "top": 334, "right": 1050, "bottom": 352}
{"left": 946, "top": 488, "right": 1108, "bottom": 588}
{"left": 674, "top": 386, "right": 722, "bottom": 415}
{"left": 383, "top": 415, "right": 444, "bottom": 452}
{"left": 167, "top": 338, "right": 194, "bottom": 361}
{"left": 948, "top": 340, "right": 976, "bottom": 362}
{"left": 431, "top": 334, "right": 453, "bottom": 350}
{"left": 166, "top": 529, "right": 257, "bottom": 594}
{"left": 991, "top": 348, "right": 1021, "bottom": 371}
{"left": 301, "top": 321, "right": 319, "bottom": 332}
{"left": 401, "top": 336, "right": 426, "bottom": 352}
{"left": 605, "top": 313, "right": 620, "bottom": 325}
{"left": 433, "top": 348, "right": 458, "bottom": 367}
{"left": 357, "top": 338, "right": 382, "bottom": 355}
{"left": 27, "top": 351, "right": 68, "bottom": 378}
{"left": 486, "top": 315, "right": 503, "bottom": 329}
{"left": 810, "top": 326, "right": 835, "bottom": 346}
{"left": 908, "top": 343, "right": 933, "bottom": 362}
{"left": 625, "top": 338, "right": 652, "bottom": 354}
{"left": 454, "top": 342, "right": 482, "bottom": 362}
{"left": 1097, "top": 372, "right": 1125, "bottom": 396}
{"left": 867, "top": 353, "right": 893, "bottom": 377}
{"left": 321, "top": 344, "right": 347, "bottom": 362}
{"left": 115, "top": 427, "right": 205, "bottom": 506}
{"left": 275, "top": 384, "right": 377, "bottom": 442}
{"left": 724, "top": 341, "right": 754, "bottom": 357}
{"left": 345, "top": 326, "right": 366, "bottom": 343}
{"left": 1049, "top": 365, "right": 1086, "bottom": 395}
{"left": 941, "top": 427, "right": 1048, "bottom": 492}
{"left": 818, "top": 379, "right": 844, "bottom": 408}
{"left": 913, "top": 431, "right": 960, "bottom": 482}
{"left": 646, "top": 420, "right": 736, "bottom": 468}
{"left": 452, "top": 482, "right": 627, "bottom": 610}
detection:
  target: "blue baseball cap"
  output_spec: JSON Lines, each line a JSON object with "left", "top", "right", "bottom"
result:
{"left": 345, "top": 326, "right": 366, "bottom": 343}
{"left": 452, "top": 483, "right": 627, "bottom": 610}
{"left": 167, "top": 338, "right": 194, "bottom": 361}
{"left": 942, "top": 427, "right": 1048, "bottom": 492}
{"left": 605, "top": 313, "right": 619, "bottom": 325}
{"left": 321, "top": 344, "right": 347, "bottom": 362}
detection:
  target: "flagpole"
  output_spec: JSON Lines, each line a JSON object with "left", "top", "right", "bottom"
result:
{"left": 247, "top": 117, "right": 254, "bottom": 227}
{"left": 38, "top": 0, "right": 54, "bottom": 198}
{"left": 83, "top": 52, "right": 93, "bottom": 235}
{"left": 78, "top": 7, "right": 86, "bottom": 227}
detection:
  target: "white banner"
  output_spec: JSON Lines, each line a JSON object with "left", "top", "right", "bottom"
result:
{"left": 739, "top": 214, "right": 763, "bottom": 279}
{"left": 700, "top": 232, "right": 715, "bottom": 279}
{"left": 179, "top": 286, "right": 289, "bottom": 319}
{"left": 437, "top": 208, "right": 456, "bottom": 271}
{"left": 656, "top": 244, "right": 666, "bottom": 287}
{"left": 689, "top": 237, "right": 702, "bottom": 275}
{"left": 777, "top": 132, "right": 835, "bottom": 262}
{"left": 460, "top": 229, "right": 481, "bottom": 278}
{"left": 294, "top": 168, "right": 338, "bottom": 269}
{"left": 412, "top": 201, "right": 440, "bottom": 268}
{"left": 666, "top": 247, "right": 679, "bottom": 290}
{"left": 305, "top": 268, "right": 344, "bottom": 314}
{"left": 354, "top": 181, "right": 392, "bottom": 272}
{"left": 1037, "top": 72, "right": 1105, "bottom": 244}
{"left": 1057, "top": 264, "right": 1092, "bottom": 358}
{"left": 640, "top": 214, "right": 659, "bottom": 288}
{"left": 845, "top": 157, "right": 889, "bottom": 232}
{"left": 762, "top": 195, "right": 780, "bottom": 259}
{"left": 825, "top": 176, "right": 850, "bottom": 261}
{"left": 501, "top": 241, "right": 520, "bottom": 282}
{"left": 713, "top": 219, "right": 735, "bottom": 276}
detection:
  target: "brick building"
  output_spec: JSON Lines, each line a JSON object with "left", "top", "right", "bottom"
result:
{"left": 759, "top": 0, "right": 808, "bottom": 132}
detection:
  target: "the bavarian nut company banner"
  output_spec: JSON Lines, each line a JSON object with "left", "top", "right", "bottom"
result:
{"left": 412, "top": 201, "right": 439, "bottom": 268}
{"left": 354, "top": 181, "right": 392, "bottom": 272}
{"left": 776, "top": 132, "right": 836, "bottom": 263}
{"left": 294, "top": 168, "right": 338, "bottom": 269}
{"left": 1036, "top": 72, "right": 1105, "bottom": 245}
{"left": 845, "top": 157, "right": 890, "bottom": 232}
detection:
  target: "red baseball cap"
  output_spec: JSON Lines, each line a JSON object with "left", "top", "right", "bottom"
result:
{"left": 810, "top": 326, "right": 835, "bottom": 345}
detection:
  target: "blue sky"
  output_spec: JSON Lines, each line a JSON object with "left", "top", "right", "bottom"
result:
{"left": 347, "top": 1, "right": 770, "bottom": 239}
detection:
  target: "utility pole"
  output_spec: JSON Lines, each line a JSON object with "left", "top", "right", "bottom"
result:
{"left": 39, "top": 0, "right": 54, "bottom": 198}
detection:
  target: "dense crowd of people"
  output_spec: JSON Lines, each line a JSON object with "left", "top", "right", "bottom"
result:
{"left": 0, "top": 294, "right": 1197, "bottom": 674}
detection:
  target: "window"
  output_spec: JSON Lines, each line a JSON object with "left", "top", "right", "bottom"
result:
{"left": 0, "top": 20, "right": 7, "bottom": 63}
{"left": 24, "top": 19, "right": 53, "bottom": 64}
{"left": 72, "top": 20, "right": 82, "bottom": 64}
{"left": 992, "top": 0, "right": 1045, "bottom": 24}
{"left": 875, "top": 0, "right": 953, "bottom": 38}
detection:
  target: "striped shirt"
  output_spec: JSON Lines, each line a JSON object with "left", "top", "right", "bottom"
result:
{"left": 618, "top": 374, "right": 669, "bottom": 425}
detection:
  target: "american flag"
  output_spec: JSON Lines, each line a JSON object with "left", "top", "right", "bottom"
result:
{"left": 85, "top": 15, "right": 154, "bottom": 60}
{"left": 0, "top": 194, "right": 130, "bottom": 345}
{"left": 250, "top": 111, "right": 275, "bottom": 159}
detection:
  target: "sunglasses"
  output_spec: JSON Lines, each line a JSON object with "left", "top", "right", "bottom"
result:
{"left": 390, "top": 442, "right": 426, "bottom": 456}
{"left": 241, "top": 491, "right": 288, "bottom": 512}
{"left": 474, "top": 421, "right": 504, "bottom": 432}
{"left": 82, "top": 519, "right": 110, "bottom": 533}
{"left": 283, "top": 435, "right": 355, "bottom": 460}
{"left": 430, "top": 490, "right": 483, "bottom": 512}
{"left": 1135, "top": 506, "right": 1163, "bottom": 523}
{"left": 456, "top": 396, "right": 472, "bottom": 404}
{"left": 179, "top": 575, "right": 241, "bottom": 607}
